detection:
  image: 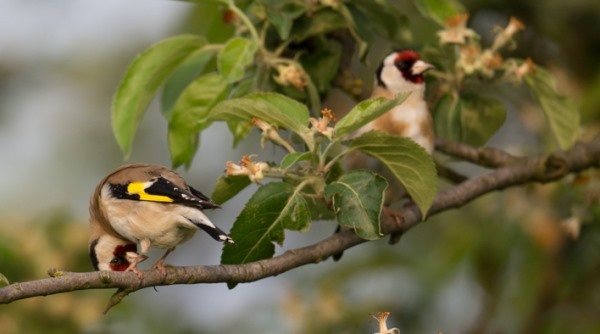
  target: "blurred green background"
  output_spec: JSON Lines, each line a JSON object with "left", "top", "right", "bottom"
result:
{"left": 0, "top": 0, "right": 598, "bottom": 333}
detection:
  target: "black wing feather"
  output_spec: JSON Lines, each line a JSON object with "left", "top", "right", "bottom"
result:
{"left": 189, "top": 185, "right": 211, "bottom": 202}
{"left": 145, "top": 177, "right": 220, "bottom": 209}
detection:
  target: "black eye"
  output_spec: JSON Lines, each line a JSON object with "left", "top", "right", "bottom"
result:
{"left": 110, "top": 257, "right": 125, "bottom": 264}
{"left": 395, "top": 60, "right": 412, "bottom": 71}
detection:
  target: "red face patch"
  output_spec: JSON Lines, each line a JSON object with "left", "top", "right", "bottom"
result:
{"left": 109, "top": 244, "right": 137, "bottom": 271}
{"left": 395, "top": 50, "right": 420, "bottom": 63}
{"left": 394, "top": 50, "right": 424, "bottom": 84}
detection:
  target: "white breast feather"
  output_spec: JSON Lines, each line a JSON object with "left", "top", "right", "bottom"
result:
{"left": 100, "top": 185, "right": 203, "bottom": 249}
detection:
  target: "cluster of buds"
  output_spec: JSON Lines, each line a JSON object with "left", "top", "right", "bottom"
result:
{"left": 225, "top": 155, "right": 269, "bottom": 183}
{"left": 438, "top": 14, "right": 525, "bottom": 78}
{"left": 273, "top": 63, "right": 308, "bottom": 90}
{"left": 309, "top": 108, "right": 336, "bottom": 139}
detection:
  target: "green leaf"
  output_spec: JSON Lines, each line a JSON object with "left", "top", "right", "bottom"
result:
{"left": 460, "top": 95, "right": 506, "bottom": 146}
{"left": 280, "top": 151, "right": 312, "bottom": 169}
{"left": 434, "top": 94, "right": 461, "bottom": 143}
{"left": 225, "top": 77, "right": 257, "bottom": 146}
{"left": 167, "top": 73, "right": 229, "bottom": 167}
{"left": 414, "top": 0, "right": 465, "bottom": 26}
{"left": 334, "top": 93, "right": 410, "bottom": 139}
{"left": 226, "top": 119, "right": 254, "bottom": 147}
{"left": 292, "top": 8, "right": 347, "bottom": 42}
{"left": 349, "top": 131, "right": 437, "bottom": 217}
{"left": 525, "top": 67, "right": 580, "bottom": 149}
{"left": 0, "top": 272, "right": 9, "bottom": 287}
{"left": 346, "top": 0, "right": 408, "bottom": 42}
{"left": 184, "top": 1, "right": 234, "bottom": 43}
{"left": 434, "top": 94, "right": 506, "bottom": 147}
{"left": 324, "top": 171, "right": 387, "bottom": 240}
{"left": 161, "top": 47, "right": 217, "bottom": 119}
{"left": 211, "top": 175, "right": 252, "bottom": 205}
{"left": 304, "top": 194, "right": 336, "bottom": 221}
{"left": 210, "top": 92, "right": 314, "bottom": 149}
{"left": 262, "top": 0, "right": 306, "bottom": 40}
{"left": 217, "top": 37, "right": 258, "bottom": 83}
{"left": 112, "top": 34, "right": 207, "bottom": 157}
{"left": 221, "top": 182, "right": 311, "bottom": 287}
{"left": 301, "top": 39, "right": 342, "bottom": 93}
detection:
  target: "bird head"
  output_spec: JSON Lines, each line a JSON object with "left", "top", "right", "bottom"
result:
{"left": 375, "top": 49, "right": 434, "bottom": 94}
{"left": 89, "top": 234, "right": 137, "bottom": 271}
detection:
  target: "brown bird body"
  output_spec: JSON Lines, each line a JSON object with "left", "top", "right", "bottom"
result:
{"left": 88, "top": 164, "right": 233, "bottom": 276}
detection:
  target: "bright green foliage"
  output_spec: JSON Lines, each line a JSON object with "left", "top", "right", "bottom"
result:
{"left": 221, "top": 182, "right": 311, "bottom": 287}
{"left": 161, "top": 48, "right": 217, "bottom": 119}
{"left": 280, "top": 152, "right": 313, "bottom": 169}
{"left": 334, "top": 93, "right": 410, "bottom": 139}
{"left": 211, "top": 175, "right": 252, "bottom": 205}
{"left": 349, "top": 131, "right": 438, "bottom": 217}
{"left": 210, "top": 92, "right": 314, "bottom": 149}
{"left": 167, "top": 73, "right": 229, "bottom": 167}
{"left": 525, "top": 67, "right": 580, "bottom": 149}
{"left": 112, "top": 35, "right": 207, "bottom": 157}
{"left": 324, "top": 171, "right": 387, "bottom": 240}
{"left": 217, "top": 37, "right": 258, "bottom": 83}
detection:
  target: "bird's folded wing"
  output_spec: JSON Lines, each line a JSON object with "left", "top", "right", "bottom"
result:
{"left": 132, "top": 177, "right": 220, "bottom": 209}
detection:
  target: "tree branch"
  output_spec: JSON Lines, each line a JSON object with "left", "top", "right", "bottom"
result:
{"left": 1, "top": 138, "right": 598, "bottom": 305}
{"left": 435, "top": 138, "right": 521, "bottom": 168}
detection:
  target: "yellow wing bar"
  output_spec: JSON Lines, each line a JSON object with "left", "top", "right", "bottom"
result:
{"left": 127, "top": 182, "right": 174, "bottom": 203}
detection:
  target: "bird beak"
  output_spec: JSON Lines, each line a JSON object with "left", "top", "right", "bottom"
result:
{"left": 411, "top": 60, "right": 435, "bottom": 75}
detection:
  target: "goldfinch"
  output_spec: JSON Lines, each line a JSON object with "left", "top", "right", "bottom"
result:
{"left": 336, "top": 50, "right": 435, "bottom": 260}
{"left": 356, "top": 49, "right": 435, "bottom": 153}
{"left": 88, "top": 164, "right": 234, "bottom": 276}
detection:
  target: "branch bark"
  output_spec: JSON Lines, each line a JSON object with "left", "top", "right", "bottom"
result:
{"left": 1, "top": 138, "right": 598, "bottom": 305}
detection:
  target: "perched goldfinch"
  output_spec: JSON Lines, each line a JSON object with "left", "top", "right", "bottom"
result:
{"left": 356, "top": 49, "right": 435, "bottom": 153}
{"left": 336, "top": 50, "right": 435, "bottom": 260}
{"left": 88, "top": 164, "right": 234, "bottom": 276}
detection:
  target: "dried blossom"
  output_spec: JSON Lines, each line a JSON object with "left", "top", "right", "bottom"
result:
{"left": 309, "top": 108, "right": 336, "bottom": 139}
{"left": 515, "top": 58, "right": 535, "bottom": 79}
{"left": 273, "top": 63, "right": 308, "bottom": 90}
{"left": 491, "top": 16, "right": 525, "bottom": 51}
{"left": 225, "top": 155, "right": 269, "bottom": 183}
{"left": 480, "top": 49, "right": 503, "bottom": 77}
{"left": 437, "top": 13, "right": 477, "bottom": 45}
{"left": 457, "top": 44, "right": 482, "bottom": 74}
{"left": 372, "top": 311, "right": 400, "bottom": 334}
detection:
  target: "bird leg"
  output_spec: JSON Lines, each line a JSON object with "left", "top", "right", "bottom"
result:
{"left": 125, "top": 239, "right": 151, "bottom": 279}
{"left": 125, "top": 254, "right": 148, "bottom": 279}
{"left": 152, "top": 248, "right": 175, "bottom": 277}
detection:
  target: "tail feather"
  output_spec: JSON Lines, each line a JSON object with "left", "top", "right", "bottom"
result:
{"left": 191, "top": 219, "right": 234, "bottom": 244}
